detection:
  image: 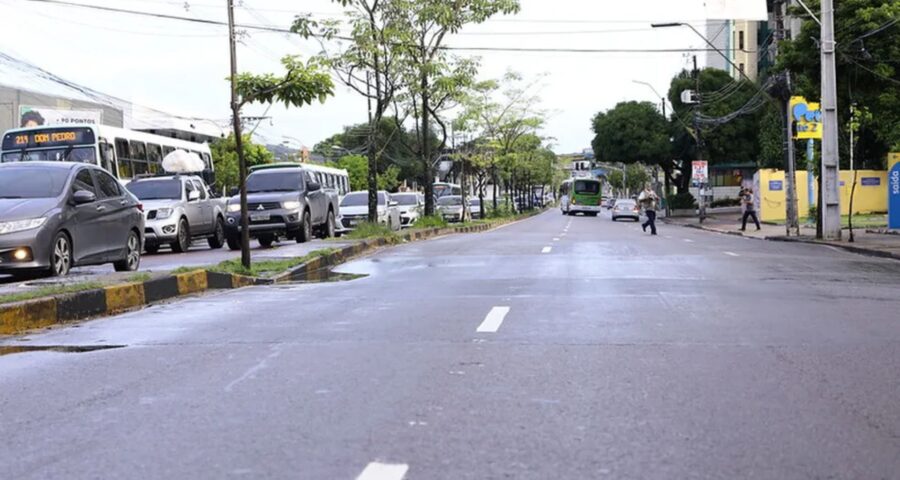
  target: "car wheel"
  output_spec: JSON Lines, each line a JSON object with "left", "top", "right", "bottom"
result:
{"left": 171, "top": 218, "right": 190, "bottom": 253}
{"left": 258, "top": 235, "right": 275, "bottom": 248}
{"left": 297, "top": 211, "right": 312, "bottom": 243}
{"left": 207, "top": 217, "right": 226, "bottom": 249}
{"left": 226, "top": 233, "right": 241, "bottom": 251}
{"left": 322, "top": 210, "right": 336, "bottom": 238}
{"left": 145, "top": 244, "right": 160, "bottom": 255}
{"left": 114, "top": 231, "right": 141, "bottom": 272}
{"left": 49, "top": 232, "right": 72, "bottom": 277}
{"left": 612, "top": 216, "right": 617, "bottom": 221}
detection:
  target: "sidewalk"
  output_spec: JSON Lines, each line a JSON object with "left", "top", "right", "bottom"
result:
{"left": 664, "top": 212, "right": 900, "bottom": 260}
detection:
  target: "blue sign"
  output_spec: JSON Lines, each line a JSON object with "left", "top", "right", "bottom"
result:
{"left": 840, "top": 181, "right": 846, "bottom": 187}
{"left": 769, "top": 180, "right": 784, "bottom": 191}
{"left": 889, "top": 155, "right": 900, "bottom": 229}
{"left": 861, "top": 177, "right": 881, "bottom": 186}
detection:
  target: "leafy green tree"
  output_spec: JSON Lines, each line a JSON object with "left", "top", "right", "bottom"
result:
{"left": 314, "top": 117, "right": 423, "bottom": 182}
{"left": 330, "top": 154, "right": 401, "bottom": 192}
{"left": 210, "top": 134, "right": 275, "bottom": 193}
{"left": 778, "top": 0, "right": 900, "bottom": 167}
{"left": 591, "top": 101, "right": 670, "bottom": 165}
{"left": 606, "top": 164, "right": 649, "bottom": 196}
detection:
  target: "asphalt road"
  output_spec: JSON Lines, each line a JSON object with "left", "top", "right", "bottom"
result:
{"left": 2, "top": 210, "right": 900, "bottom": 479}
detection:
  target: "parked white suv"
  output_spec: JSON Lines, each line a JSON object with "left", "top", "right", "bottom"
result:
{"left": 338, "top": 191, "right": 401, "bottom": 232}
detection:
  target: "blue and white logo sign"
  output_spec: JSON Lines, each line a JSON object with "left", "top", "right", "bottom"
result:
{"left": 889, "top": 154, "right": 900, "bottom": 229}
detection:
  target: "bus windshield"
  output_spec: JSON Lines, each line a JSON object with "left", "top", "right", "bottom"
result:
{"left": 574, "top": 180, "right": 600, "bottom": 195}
{"left": 1, "top": 147, "right": 96, "bottom": 163}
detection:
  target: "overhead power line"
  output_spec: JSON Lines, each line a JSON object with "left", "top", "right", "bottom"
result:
{"left": 19, "top": 0, "right": 756, "bottom": 54}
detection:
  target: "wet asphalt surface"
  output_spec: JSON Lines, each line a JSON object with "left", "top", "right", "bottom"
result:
{"left": 1, "top": 210, "right": 899, "bottom": 479}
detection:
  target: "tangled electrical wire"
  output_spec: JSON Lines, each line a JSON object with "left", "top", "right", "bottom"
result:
{"left": 693, "top": 75, "right": 780, "bottom": 129}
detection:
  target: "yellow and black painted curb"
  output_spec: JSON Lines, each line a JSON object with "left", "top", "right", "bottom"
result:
{"left": 0, "top": 216, "right": 529, "bottom": 336}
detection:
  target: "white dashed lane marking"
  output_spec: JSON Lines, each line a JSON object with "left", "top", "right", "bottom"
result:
{"left": 356, "top": 462, "right": 409, "bottom": 480}
{"left": 477, "top": 306, "right": 511, "bottom": 333}
{"left": 542, "top": 246, "right": 552, "bottom": 253}
{"left": 724, "top": 251, "right": 740, "bottom": 257}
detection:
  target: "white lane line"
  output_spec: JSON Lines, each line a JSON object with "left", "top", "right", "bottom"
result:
{"left": 723, "top": 251, "right": 740, "bottom": 257}
{"left": 683, "top": 239, "right": 694, "bottom": 243}
{"left": 357, "top": 462, "right": 409, "bottom": 480}
{"left": 542, "top": 246, "right": 553, "bottom": 253}
{"left": 553, "top": 237, "right": 560, "bottom": 242}
{"left": 477, "top": 306, "right": 511, "bottom": 333}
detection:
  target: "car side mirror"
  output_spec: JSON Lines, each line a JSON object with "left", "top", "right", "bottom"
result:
{"left": 188, "top": 190, "right": 200, "bottom": 201}
{"left": 229, "top": 187, "right": 239, "bottom": 197}
{"left": 307, "top": 182, "right": 321, "bottom": 192}
{"left": 73, "top": 190, "right": 96, "bottom": 205}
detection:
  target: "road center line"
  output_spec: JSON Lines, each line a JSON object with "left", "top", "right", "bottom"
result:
{"left": 724, "top": 251, "right": 740, "bottom": 257}
{"left": 477, "top": 306, "right": 510, "bottom": 333}
{"left": 357, "top": 462, "right": 409, "bottom": 480}
{"left": 542, "top": 246, "right": 552, "bottom": 253}
{"left": 683, "top": 239, "right": 694, "bottom": 243}
{"left": 553, "top": 237, "right": 560, "bottom": 242}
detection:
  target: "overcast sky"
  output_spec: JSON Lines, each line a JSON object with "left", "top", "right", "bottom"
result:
{"left": 0, "top": 0, "right": 728, "bottom": 153}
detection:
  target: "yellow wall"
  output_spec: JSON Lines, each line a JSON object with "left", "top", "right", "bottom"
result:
{"left": 757, "top": 169, "right": 887, "bottom": 221}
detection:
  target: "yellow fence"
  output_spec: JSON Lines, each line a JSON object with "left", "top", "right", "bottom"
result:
{"left": 756, "top": 169, "right": 888, "bottom": 222}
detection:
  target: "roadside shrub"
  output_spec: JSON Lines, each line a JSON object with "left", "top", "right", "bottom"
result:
{"left": 488, "top": 202, "right": 517, "bottom": 218}
{"left": 344, "top": 222, "right": 397, "bottom": 241}
{"left": 667, "top": 192, "right": 697, "bottom": 210}
{"left": 415, "top": 215, "right": 449, "bottom": 229}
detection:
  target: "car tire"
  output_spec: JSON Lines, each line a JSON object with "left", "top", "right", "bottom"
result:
{"left": 48, "top": 232, "right": 72, "bottom": 277}
{"left": 226, "top": 233, "right": 241, "bottom": 251}
{"left": 322, "top": 210, "right": 336, "bottom": 239}
{"left": 612, "top": 216, "right": 617, "bottom": 222}
{"left": 171, "top": 218, "right": 190, "bottom": 253}
{"left": 208, "top": 217, "right": 226, "bottom": 249}
{"left": 114, "top": 230, "right": 141, "bottom": 272}
{"left": 258, "top": 235, "right": 275, "bottom": 248}
{"left": 297, "top": 211, "right": 312, "bottom": 243}
{"left": 145, "top": 244, "right": 160, "bottom": 255}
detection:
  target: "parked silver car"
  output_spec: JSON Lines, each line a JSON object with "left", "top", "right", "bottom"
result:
{"left": 339, "top": 191, "right": 401, "bottom": 232}
{"left": 437, "top": 195, "right": 465, "bottom": 222}
{"left": 126, "top": 174, "right": 226, "bottom": 254}
{"left": 0, "top": 162, "right": 144, "bottom": 278}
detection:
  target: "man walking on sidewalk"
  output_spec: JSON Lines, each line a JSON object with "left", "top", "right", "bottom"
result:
{"left": 740, "top": 187, "right": 761, "bottom": 231}
{"left": 639, "top": 185, "right": 658, "bottom": 235}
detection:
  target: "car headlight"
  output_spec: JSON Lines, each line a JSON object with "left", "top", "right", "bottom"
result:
{"left": 0, "top": 217, "right": 47, "bottom": 235}
{"left": 155, "top": 208, "right": 174, "bottom": 220}
{"left": 227, "top": 203, "right": 241, "bottom": 213}
{"left": 282, "top": 201, "right": 301, "bottom": 210}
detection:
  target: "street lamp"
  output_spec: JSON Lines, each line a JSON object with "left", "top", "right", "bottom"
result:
{"left": 632, "top": 79, "right": 667, "bottom": 118}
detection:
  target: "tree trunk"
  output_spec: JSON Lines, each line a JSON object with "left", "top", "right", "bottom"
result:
{"left": 421, "top": 76, "right": 435, "bottom": 217}
{"left": 492, "top": 164, "right": 498, "bottom": 215}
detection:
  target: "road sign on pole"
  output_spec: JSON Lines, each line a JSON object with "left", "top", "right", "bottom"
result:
{"left": 889, "top": 153, "right": 900, "bottom": 230}
{"left": 691, "top": 160, "right": 708, "bottom": 187}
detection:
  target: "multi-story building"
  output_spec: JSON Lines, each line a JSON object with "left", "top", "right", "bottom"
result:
{"left": 705, "top": 20, "right": 759, "bottom": 82}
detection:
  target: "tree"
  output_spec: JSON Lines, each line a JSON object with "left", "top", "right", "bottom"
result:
{"left": 329, "top": 154, "right": 401, "bottom": 192}
{"left": 295, "top": 1, "right": 407, "bottom": 222}
{"left": 778, "top": 0, "right": 900, "bottom": 167}
{"left": 313, "top": 117, "right": 423, "bottom": 183}
{"left": 210, "top": 134, "right": 274, "bottom": 193}
{"left": 591, "top": 101, "right": 670, "bottom": 165}
{"left": 230, "top": 54, "right": 334, "bottom": 268}
{"left": 390, "top": 0, "right": 520, "bottom": 215}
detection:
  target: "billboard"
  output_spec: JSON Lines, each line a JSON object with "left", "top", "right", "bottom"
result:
{"left": 19, "top": 106, "right": 103, "bottom": 128}
{"left": 889, "top": 153, "right": 900, "bottom": 229}
{"left": 691, "top": 160, "right": 709, "bottom": 186}
{"left": 790, "top": 97, "right": 822, "bottom": 140}
{"left": 705, "top": 0, "right": 768, "bottom": 21}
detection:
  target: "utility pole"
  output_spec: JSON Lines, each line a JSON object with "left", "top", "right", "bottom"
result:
{"left": 820, "top": 0, "right": 842, "bottom": 239}
{"left": 693, "top": 55, "right": 707, "bottom": 223}
{"left": 774, "top": 0, "right": 800, "bottom": 236}
{"left": 227, "top": 0, "right": 250, "bottom": 268}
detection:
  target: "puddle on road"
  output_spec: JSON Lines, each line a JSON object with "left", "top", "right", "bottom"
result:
{"left": 284, "top": 267, "right": 368, "bottom": 284}
{"left": 0, "top": 345, "right": 126, "bottom": 356}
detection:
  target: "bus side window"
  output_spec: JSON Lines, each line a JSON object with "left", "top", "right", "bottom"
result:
{"left": 115, "top": 138, "right": 133, "bottom": 179}
{"left": 130, "top": 141, "right": 148, "bottom": 176}
{"left": 201, "top": 153, "right": 212, "bottom": 171}
{"left": 99, "top": 142, "right": 118, "bottom": 178}
{"left": 162, "top": 146, "right": 175, "bottom": 159}
{"left": 147, "top": 143, "right": 162, "bottom": 174}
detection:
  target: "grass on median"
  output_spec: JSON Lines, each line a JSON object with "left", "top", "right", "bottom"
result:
{"left": 209, "top": 248, "right": 339, "bottom": 277}
{"left": 0, "top": 282, "right": 106, "bottom": 305}
{"left": 342, "top": 222, "right": 400, "bottom": 243}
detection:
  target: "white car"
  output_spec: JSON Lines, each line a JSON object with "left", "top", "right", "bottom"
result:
{"left": 338, "top": 190, "right": 401, "bottom": 232}
{"left": 469, "top": 197, "right": 482, "bottom": 219}
{"left": 437, "top": 195, "right": 465, "bottom": 222}
{"left": 392, "top": 192, "right": 424, "bottom": 228}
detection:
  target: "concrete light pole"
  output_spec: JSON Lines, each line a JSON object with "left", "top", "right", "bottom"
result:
{"left": 820, "top": 0, "right": 842, "bottom": 239}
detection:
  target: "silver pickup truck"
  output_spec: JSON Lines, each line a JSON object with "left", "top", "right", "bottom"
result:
{"left": 126, "top": 174, "right": 227, "bottom": 254}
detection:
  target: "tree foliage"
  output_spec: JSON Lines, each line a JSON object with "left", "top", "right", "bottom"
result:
{"left": 778, "top": 0, "right": 900, "bottom": 166}
{"left": 210, "top": 134, "right": 274, "bottom": 192}
{"left": 329, "top": 154, "right": 401, "bottom": 191}
{"left": 591, "top": 101, "right": 670, "bottom": 165}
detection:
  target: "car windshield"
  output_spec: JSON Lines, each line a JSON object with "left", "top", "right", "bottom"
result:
{"left": 1, "top": 147, "right": 97, "bottom": 164}
{"left": 0, "top": 167, "right": 70, "bottom": 198}
{"left": 126, "top": 179, "right": 182, "bottom": 200}
{"left": 470, "top": 199, "right": 481, "bottom": 206}
{"left": 615, "top": 200, "right": 636, "bottom": 207}
{"left": 574, "top": 180, "right": 600, "bottom": 195}
{"left": 393, "top": 194, "right": 418, "bottom": 206}
{"left": 341, "top": 192, "right": 387, "bottom": 207}
{"left": 246, "top": 172, "right": 302, "bottom": 193}
{"left": 438, "top": 196, "right": 462, "bottom": 206}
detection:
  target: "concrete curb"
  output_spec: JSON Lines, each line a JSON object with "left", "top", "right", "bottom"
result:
{"left": 663, "top": 218, "right": 900, "bottom": 261}
{"left": 0, "top": 215, "right": 526, "bottom": 336}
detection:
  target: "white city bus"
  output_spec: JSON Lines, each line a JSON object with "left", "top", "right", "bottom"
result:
{"left": 1, "top": 124, "right": 214, "bottom": 184}
{"left": 303, "top": 163, "right": 351, "bottom": 197}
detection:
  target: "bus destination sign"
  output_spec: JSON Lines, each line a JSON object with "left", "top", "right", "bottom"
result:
{"left": 1, "top": 127, "right": 96, "bottom": 151}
